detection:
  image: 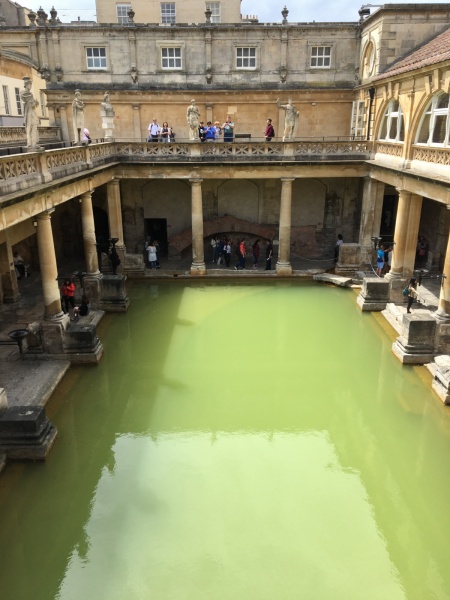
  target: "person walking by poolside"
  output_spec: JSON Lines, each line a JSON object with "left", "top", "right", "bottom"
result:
{"left": 222, "top": 115, "right": 235, "bottom": 142}
{"left": 265, "top": 240, "right": 273, "bottom": 270}
{"left": 406, "top": 277, "right": 418, "bottom": 313}
{"left": 334, "top": 233, "right": 343, "bottom": 263}
{"left": 160, "top": 122, "right": 172, "bottom": 142}
{"left": 154, "top": 240, "right": 161, "bottom": 268}
{"left": 147, "top": 242, "right": 157, "bottom": 269}
{"left": 211, "top": 236, "right": 218, "bottom": 262}
{"left": 252, "top": 239, "right": 260, "bottom": 268}
{"left": 148, "top": 118, "right": 160, "bottom": 142}
{"left": 235, "top": 238, "right": 246, "bottom": 270}
{"left": 376, "top": 244, "right": 385, "bottom": 277}
{"left": 61, "top": 278, "right": 76, "bottom": 315}
{"left": 264, "top": 119, "right": 275, "bottom": 142}
{"left": 225, "top": 239, "right": 231, "bottom": 267}
{"left": 217, "top": 237, "right": 225, "bottom": 265}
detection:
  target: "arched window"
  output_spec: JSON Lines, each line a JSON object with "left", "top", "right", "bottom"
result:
{"left": 378, "top": 100, "right": 404, "bottom": 142}
{"left": 416, "top": 93, "right": 450, "bottom": 146}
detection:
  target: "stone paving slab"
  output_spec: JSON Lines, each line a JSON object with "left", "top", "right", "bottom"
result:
{"left": 313, "top": 273, "right": 353, "bottom": 287}
{"left": 0, "top": 358, "right": 70, "bottom": 408}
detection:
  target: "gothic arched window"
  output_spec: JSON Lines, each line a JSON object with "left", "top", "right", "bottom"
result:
{"left": 416, "top": 93, "right": 450, "bottom": 146}
{"left": 378, "top": 100, "right": 404, "bottom": 142}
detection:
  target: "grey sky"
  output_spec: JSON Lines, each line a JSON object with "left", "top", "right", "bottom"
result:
{"left": 25, "top": 0, "right": 449, "bottom": 24}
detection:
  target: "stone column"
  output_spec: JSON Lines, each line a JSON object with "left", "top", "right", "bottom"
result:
{"left": 358, "top": 177, "right": 385, "bottom": 265}
{"left": 36, "top": 210, "right": 64, "bottom": 320}
{"left": 436, "top": 215, "right": 450, "bottom": 322}
{"left": 386, "top": 189, "right": 411, "bottom": 280}
{"left": 190, "top": 178, "right": 206, "bottom": 276}
{"left": 80, "top": 191, "right": 100, "bottom": 275}
{"left": 59, "top": 105, "right": 70, "bottom": 144}
{"left": 106, "top": 179, "right": 125, "bottom": 272}
{"left": 276, "top": 177, "right": 294, "bottom": 275}
{"left": 0, "top": 233, "right": 20, "bottom": 303}
{"left": 403, "top": 193, "right": 422, "bottom": 279}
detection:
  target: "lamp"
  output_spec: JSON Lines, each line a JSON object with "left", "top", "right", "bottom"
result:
{"left": 33, "top": 218, "right": 38, "bottom": 227}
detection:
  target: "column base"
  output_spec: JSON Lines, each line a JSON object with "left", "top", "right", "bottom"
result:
{"left": 435, "top": 309, "right": 450, "bottom": 324}
{"left": 100, "top": 274, "right": 129, "bottom": 312}
{"left": 0, "top": 406, "right": 57, "bottom": 460}
{"left": 276, "top": 262, "right": 292, "bottom": 276}
{"left": 190, "top": 263, "right": 206, "bottom": 276}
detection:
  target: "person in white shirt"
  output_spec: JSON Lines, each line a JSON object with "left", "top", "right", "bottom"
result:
{"left": 148, "top": 119, "right": 160, "bottom": 142}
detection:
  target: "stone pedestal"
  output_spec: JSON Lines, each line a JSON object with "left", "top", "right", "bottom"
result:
{"left": 40, "top": 315, "right": 70, "bottom": 354}
{"left": 356, "top": 277, "right": 390, "bottom": 311}
{"left": 335, "top": 243, "right": 361, "bottom": 276}
{"left": 392, "top": 312, "right": 437, "bottom": 364}
{"left": 100, "top": 274, "right": 129, "bottom": 312}
{"left": 432, "top": 355, "right": 450, "bottom": 404}
{"left": 0, "top": 406, "right": 57, "bottom": 460}
{"left": 123, "top": 252, "right": 145, "bottom": 277}
{"left": 83, "top": 273, "right": 103, "bottom": 309}
{"left": 386, "top": 276, "right": 408, "bottom": 303}
{"left": 64, "top": 322, "right": 103, "bottom": 364}
{"left": 101, "top": 116, "right": 115, "bottom": 140}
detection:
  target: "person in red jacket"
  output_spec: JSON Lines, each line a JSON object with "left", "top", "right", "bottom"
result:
{"left": 264, "top": 118, "right": 275, "bottom": 142}
{"left": 61, "top": 278, "right": 76, "bottom": 314}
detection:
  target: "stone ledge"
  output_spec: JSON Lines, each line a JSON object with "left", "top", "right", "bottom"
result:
{"left": 313, "top": 273, "right": 352, "bottom": 287}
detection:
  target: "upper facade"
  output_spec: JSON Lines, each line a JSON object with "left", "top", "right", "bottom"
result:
{"left": 95, "top": 0, "right": 242, "bottom": 25}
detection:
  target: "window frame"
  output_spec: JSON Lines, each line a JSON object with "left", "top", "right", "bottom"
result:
{"left": 350, "top": 100, "right": 365, "bottom": 139}
{"left": 415, "top": 93, "right": 450, "bottom": 148}
{"left": 85, "top": 47, "right": 107, "bottom": 70}
{"left": 116, "top": 3, "right": 131, "bottom": 24}
{"left": 207, "top": 2, "right": 220, "bottom": 23}
{"left": 156, "top": 41, "right": 185, "bottom": 71}
{"left": 14, "top": 87, "right": 22, "bottom": 116}
{"left": 310, "top": 45, "right": 332, "bottom": 69}
{"left": 161, "top": 2, "right": 176, "bottom": 24}
{"left": 2, "top": 85, "right": 10, "bottom": 115}
{"left": 378, "top": 99, "right": 404, "bottom": 143}
{"left": 235, "top": 46, "right": 257, "bottom": 70}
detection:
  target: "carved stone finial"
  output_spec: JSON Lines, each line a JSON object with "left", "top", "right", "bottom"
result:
{"left": 0, "top": 12, "right": 6, "bottom": 27}
{"left": 28, "top": 10, "right": 37, "bottom": 27}
{"left": 130, "top": 66, "right": 138, "bottom": 84}
{"left": 36, "top": 6, "right": 47, "bottom": 25}
{"left": 49, "top": 6, "right": 58, "bottom": 24}
{"left": 281, "top": 6, "right": 289, "bottom": 24}
{"left": 127, "top": 7, "right": 135, "bottom": 22}
{"left": 205, "top": 6, "right": 212, "bottom": 24}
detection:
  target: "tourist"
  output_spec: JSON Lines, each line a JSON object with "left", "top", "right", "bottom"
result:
{"left": 13, "top": 252, "right": 26, "bottom": 280}
{"left": 252, "top": 239, "right": 260, "bottom": 268}
{"left": 109, "top": 247, "right": 121, "bottom": 274}
{"left": 214, "top": 121, "right": 222, "bottom": 140}
{"left": 211, "top": 236, "right": 218, "bottom": 262}
{"left": 82, "top": 127, "right": 92, "bottom": 144}
{"left": 222, "top": 115, "right": 235, "bottom": 142}
{"left": 384, "top": 245, "right": 392, "bottom": 274}
{"left": 198, "top": 121, "right": 206, "bottom": 142}
{"left": 204, "top": 121, "right": 216, "bottom": 142}
{"left": 147, "top": 242, "right": 157, "bottom": 268}
{"left": 148, "top": 118, "right": 160, "bottom": 142}
{"left": 235, "top": 237, "right": 246, "bottom": 270}
{"left": 154, "top": 240, "right": 161, "bottom": 268}
{"left": 407, "top": 277, "right": 418, "bottom": 313}
{"left": 376, "top": 244, "right": 385, "bottom": 277}
{"left": 264, "top": 118, "right": 275, "bottom": 142}
{"left": 225, "top": 239, "right": 231, "bottom": 267}
{"left": 217, "top": 238, "right": 225, "bottom": 265}
{"left": 160, "top": 122, "right": 172, "bottom": 142}
{"left": 265, "top": 239, "right": 273, "bottom": 270}
{"left": 334, "top": 233, "right": 343, "bottom": 262}
{"left": 61, "top": 278, "right": 76, "bottom": 314}
{"left": 73, "top": 294, "right": 90, "bottom": 319}
{"left": 417, "top": 235, "right": 428, "bottom": 266}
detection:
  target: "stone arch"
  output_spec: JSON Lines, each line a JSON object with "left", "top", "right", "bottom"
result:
{"left": 0, "top": 49, "right": 39, "bottom": 71}
{"left": 407, "top": 90, "right": 448, "bottom": 160}
{"left": 217, "top": 179, "right": 259, "bottom": 221}
{"left": 141, "top": 179, "right": 191, "bottom": 236}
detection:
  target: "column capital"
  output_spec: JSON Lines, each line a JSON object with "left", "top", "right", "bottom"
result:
{"left": 190, "top": 178, "right": 203, "bottom": 185}
{"left": 36, "top": 208, "right": 55, "bottom": 221}
{"left": 281, "top": 177, "right": 295, "bottom": 183}
{"left": 108, "top": 178, "right": 121, "bottom": 186}
{"left": 80, "top": 190, "right": 93, "bottom": 200}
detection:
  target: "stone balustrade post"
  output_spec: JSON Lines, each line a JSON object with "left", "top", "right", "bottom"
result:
{"left": 190, "top": 178, "right": 206, "bottom": 276}
{"left": 276, "top": 177, "right": 295, "bottom": 275}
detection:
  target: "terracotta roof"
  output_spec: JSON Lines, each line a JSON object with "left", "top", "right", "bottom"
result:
{"left": 373, "top": 26, "right": 450, "bottom": 80}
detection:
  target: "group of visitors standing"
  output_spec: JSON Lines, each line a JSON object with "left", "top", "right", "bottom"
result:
{"left": 148, "top": 115, "right": 236, "bottom": 143}
{"left": 145, "top": 240, "right": 161, "bottom": 269}
{"left": 376, "top": 244, "right": 393, "bottom": 277}
{"left": 60, "top": 278, "right": 90, "bottom": 319}
{"left": 210, "top": 237, "right": 273, "bottom": 270}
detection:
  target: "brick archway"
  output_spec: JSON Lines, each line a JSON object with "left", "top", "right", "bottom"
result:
{"left": 169, "top": 215, "right": 277, "bottom": 255}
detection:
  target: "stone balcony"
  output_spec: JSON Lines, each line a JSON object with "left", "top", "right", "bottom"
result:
{"left": 0, "top": 139, "right": 373, "bottom": 198}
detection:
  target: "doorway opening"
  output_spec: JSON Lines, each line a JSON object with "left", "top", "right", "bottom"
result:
{"left": 145, "top": 218, "right": 168, "bottom": 257}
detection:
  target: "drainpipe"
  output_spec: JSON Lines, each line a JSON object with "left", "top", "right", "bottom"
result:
{"left": 366, "top": 87, "right": 376, "bottom": 141}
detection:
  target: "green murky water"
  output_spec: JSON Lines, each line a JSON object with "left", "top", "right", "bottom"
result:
{"left": 1, "top": 281, "right": 450, "bottom": 600}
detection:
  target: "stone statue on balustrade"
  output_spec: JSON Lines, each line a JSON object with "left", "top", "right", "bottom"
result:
{"left": 21, "top": 77, "right": 42, "bottom": 150}
{"left": 187, "top": 99, "right": 200, "bottom": 141}
{"left": 277, "top": 97, "right": 299, "bottom": 142}
{"left": 72, "top": 89, "right": 85, "bottom": 144}
{"left": 100, "top": 92, "right": 115, "bottom": 140}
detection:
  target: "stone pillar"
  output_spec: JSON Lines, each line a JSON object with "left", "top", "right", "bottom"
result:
{"left": 190, "top": 178, "right": 206, "bottom": 276}
{"left": 36, "top": 210, "right": 64, "bottom": 321}
{"left": 276, "top": 177, "right": 294, "bottom": 275}
{"left": 0, "top": 234, "right": 20, "bottom": 303}
{"left": 403, "top": 193, "right": 422, "bottom": 279}
{"left": 392, "top": 313, "right": 437, "bottom": 364}
{"left": 132, "top": 104, "right": 141, "bottom": 140}
{"left": 358, "top": 177, "right": 385, "bottom": 266}
{"left": 59, "top": 105, "right": 70, "bottom": 144}
{"left": 106, "top": 179, "right": 125, "bottom": 268}
{"left": 80, "top": 191, "right": 100, "bottom": 275}
{"left": 386, "top": 189, "right": 411, "bottom": 280}
{"left": 436, "top": 217, "right": 450, "bottom": 322}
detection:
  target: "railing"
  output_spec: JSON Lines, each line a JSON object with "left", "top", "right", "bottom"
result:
{"left": 411, "top": 145, "right": 450, "bottom": 166}
{"left": 0, "top": 126, "right": 62, "bottom": 147}
{"left": 0, "top": 140, "right": 373, "bottom": 198}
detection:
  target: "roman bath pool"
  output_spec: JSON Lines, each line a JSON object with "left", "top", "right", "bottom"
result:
{"left": 0, "top": 280, "right": 450, "bottom": 600}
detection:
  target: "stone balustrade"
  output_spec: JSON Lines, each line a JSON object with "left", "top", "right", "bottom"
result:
{"left": 0, "top": 126, "right": 62, "bottom": 147}
{"left": 0, "top": 140, "right": 373, "bottom": 198}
